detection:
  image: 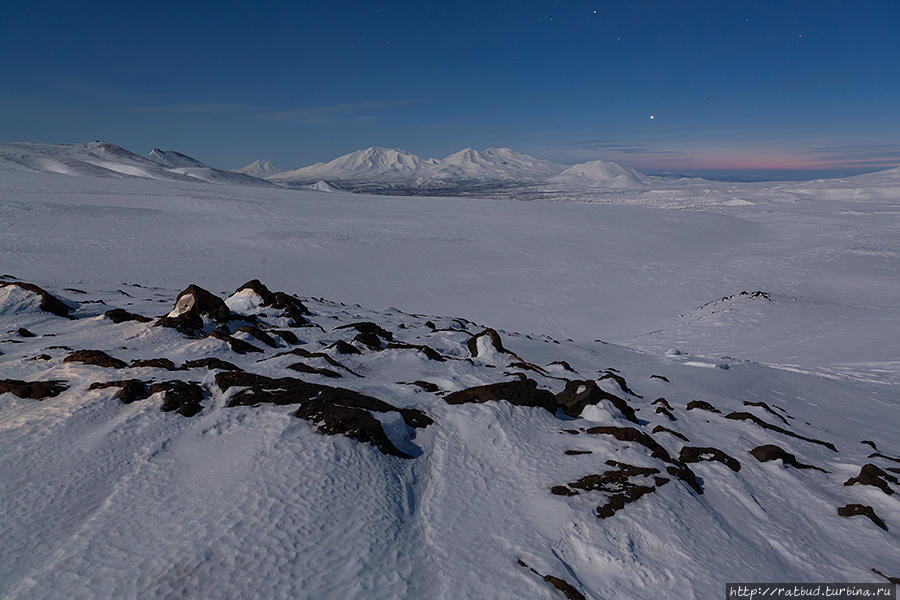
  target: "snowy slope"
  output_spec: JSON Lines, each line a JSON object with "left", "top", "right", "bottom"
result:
{"left": 425, "top": 147, "right": 563, "bottom": 183}
{"left": 146, "top": 148, "right": 209, "bottom": 169}
{"left": 1, "top": 162, "right": 899, "bottom": 599}
{"left": 143, "top": 147, "right": 275, "bottom": 187}
{"left": 234, "top": 159, "right": 282, "bottom": 178}
{"left": 270, "top": 147, "right": 426, "bottom": 187}
{"left": 0, "top": 277, "right": 897, "bottom": 599}
{"left": 0, "top": 142, "right": 273, "bottom": 188}
{"left": 548, "top": 159, "right": 649, "bottom": 188}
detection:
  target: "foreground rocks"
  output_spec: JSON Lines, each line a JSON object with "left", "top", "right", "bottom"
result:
{"left": 0, "top": 379, "right": 68, "bottom": 399}
{"left": 0, "top": 281, "right": 74, "bottom": 318}
{"left": 215, "top": 371, "right": 432, "bottom": 458}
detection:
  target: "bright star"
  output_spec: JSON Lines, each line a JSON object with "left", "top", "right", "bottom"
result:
{"left": 649, "top": 115, "right": 655, "bottom": 120}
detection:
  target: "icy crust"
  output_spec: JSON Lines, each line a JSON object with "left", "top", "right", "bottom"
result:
{"left": 0, "top": 278, "right": 898, "bottom": 598}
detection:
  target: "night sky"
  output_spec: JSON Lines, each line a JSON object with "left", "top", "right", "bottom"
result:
{"left": 2, "top": 1, "right": 899, "bottom": 178}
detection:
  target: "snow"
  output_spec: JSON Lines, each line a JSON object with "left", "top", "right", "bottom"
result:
{"left": 1, "top": 142, "right": 899, "bottom": 599}
{"left": 234, "top": 159, "right": 282, "bottom": 178}
{"left": 547, "top": 159, "right": 648, "bottom": 188}
{"left": 269, "top": 146, "right": 566, "bottom": 191}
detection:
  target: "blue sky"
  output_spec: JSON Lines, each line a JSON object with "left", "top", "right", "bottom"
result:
{"left": 2, "top": 1, "right": 899, "bottom": 176}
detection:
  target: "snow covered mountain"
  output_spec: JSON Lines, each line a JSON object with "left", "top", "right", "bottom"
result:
{"left": 269, "top": 146, "right": 566, "bottom": 192}
{"left": 548, "top": 159, "right": 649, "bottom": 188}
{"left": 269, "top": 147, "right": 427, "bottom": 189}
{"left": 146, "top": 148, "right": 208, "bottom": 169}
{"left": 234, "top": 159, "right": 282, "bottom": 178}
{"left": 0, "top": 141, "right": 273, "bottom": 188}
{"left": 269, "top": 146, "right": 660, "bottom": 194}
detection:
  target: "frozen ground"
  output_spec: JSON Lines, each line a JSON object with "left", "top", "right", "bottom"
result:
{"left": 1, "top": 155, "right": 898, "bottom": 599}
{"left": 1, "top": 162, "right": 898, "bottom": 383}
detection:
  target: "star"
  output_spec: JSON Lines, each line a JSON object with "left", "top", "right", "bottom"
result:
{"left": 649, "top": 115, "right": 655, "bottom": 120}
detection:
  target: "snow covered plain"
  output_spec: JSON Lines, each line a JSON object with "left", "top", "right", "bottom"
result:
{"left": 1, "top": 150, "right": 898, "bottom": 598}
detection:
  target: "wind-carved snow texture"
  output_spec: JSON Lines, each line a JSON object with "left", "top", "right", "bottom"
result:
{"left": 1, "top": 277, "right": 898, "bottom": 599}
{"left": 2, "top": 143, "right": 900, "bottom": 598}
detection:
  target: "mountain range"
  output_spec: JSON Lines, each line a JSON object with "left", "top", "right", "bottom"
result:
{"left": 264, "top": 146, "right": 648, "bottom": 193}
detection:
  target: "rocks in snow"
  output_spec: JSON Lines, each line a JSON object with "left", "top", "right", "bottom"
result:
{"left": 748, "top": 444, "right": 827, "bottom": 472}
{"left": 843, "top": 463, "right": 898, "bottom": 496}
{"left": 837, "top": 504, "right": 887, "bottom": 531}
{"left": 64, "top": 349, "right": 128, "bottom": 369}
{"left": 0, "top": 379, "right": 68, "bottom": 399}
{"left": 0, "top": 281, "right": 75, "bottom": 318}
{"left": 444, "top": 379, "right": 557, "bottom": 413}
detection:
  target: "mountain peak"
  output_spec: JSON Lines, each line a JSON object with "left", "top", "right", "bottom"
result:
{"left": 146, "top": 148, "right": 208, "bottom": 169}
{"left": 235, "top": 159, "right": 281, "bottom": 178}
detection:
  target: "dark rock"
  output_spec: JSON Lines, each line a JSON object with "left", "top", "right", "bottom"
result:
{"left": 869, "top": 452, "right": 900, "bottom": 464}
{"left": 270, "top": 329, "right": 299, "bottom": 345}
{"left": 386, "top": 342, "right": 445, "bottom": 361}
{"left": 837, "top": 504, "right": 887, "bottom": 530}
{"left": 844, "top": 463, "right": 898, "bottom": 496}
{"left": 584, "top": 426, "right": 703, "bottom": 493}
{"left": 654, "top": 476, "right": 670, "bottom": 487}
{"left": 181, "top": 357, "right": 241, "bottom": 371}
{"left": 555, "top": 379, "right": 638, "bottom": 422}
{"left": 30, "top": 354, "right": 52, "bottom": 361}
{"left": 871, "top": 568, "right": 900, "bottom": 584}
{"left": 652, "top": 425, "right": 689, "bottom": 442}
{"left": 150, "top": 380, "right": 205, "bottom": 417}
{"left": 408, "top": 380, "right": 439, "bottom": 393}
{"left": 686, "top": 400, "right": 720, "bottom": 413}
{"left": 444, "top": 379, "right": 557, "bottom": 413}
{"left": 172, "top": 284, "right": 230, "bottom": 321}
{"left": 264, "top": 348, "right": 362, "bottom": 377}
{"left": 543, "top": 575, "right": 586, "bottom": 600}
{"left": 679, "top": 446, "right": 741, "bottom": 472}
{"left": 0, "top": 281, "right": 74, "bottom": 317}
{"left": 17, "top": 328, "right": 36, "bottom": 337}
{"left": 232, "top": 279, "right": 309, "bottom": 325}
{"left": 90, "top": 379, "right": 148, "bottom": 403}
{"left": 156, "top": 284, "right": 231, "bottom": 334}
{"left": 649, "top": 374, "right": 670, "bottom": 382}
{"left": 465, "top": 328, "right": 511, "bottom": 358}
{"left": 104, "top": 308, "right": 152, "bottom": 324}
{"left": 64, "top": 349, "right": 127, "bottom": 369}
{"left": 655, "top": 407, "right": 676, "bottom": 421}
{"left": 0, "top": 379, "right": 68, "bottom": 399}
{"left": 652, "top": 397, "right": 673, "bottom": 410}
{"left": 565, "top": 450, "right": 592, "bottom": 455}
{"left": 550, "top": 485, "right": 578, "bottom": 496}
{"left": 548, "top": 360, "right": 578, "bottom": 373}
{"left": 744, "top": 400, "right": 790, "bottom": 425}
{"left": 235, "top": 325, "right": 278, "bottom": 348}
{"left": 596, "top": 486, "right": 656, "bottom": 519}
{"left": 861, "top": 440, "right": 878, "bottom": 450}
{"left": 598, "top": 371, "right": 642, "bottom": 397}
{"left": 130, "top": 358, "right": 177, "bottom": 371}
{"left": 748, "top": 444, "right": 827, "bottom": 472}
{"left": 424, "top": 320, "right": 436, "bottom": 329}
{"left": 585, "top": 426, "right": 672, "bottom": 461}
{"left": 515, "top": 559, "right": 586, "bottom": 600}
{"left": 208, "top": 330, "right": 262, "bottom": 354}
{"left": 725, "top": 412, "right": 837, "bottom": 452}
{"left": 353, "top": 332, "right": 385, "bottom": 349}
{"left": 215, "top": 371, "right": 431, "bottom": 457}
{"left": 336, "top": 321, "right": 393, "bottom": 341}
{"left": 287, "top": 362, "right": 342, "bottom": 378}
{"left": 331, "top": 340, "right": 361, "bottom": 355}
